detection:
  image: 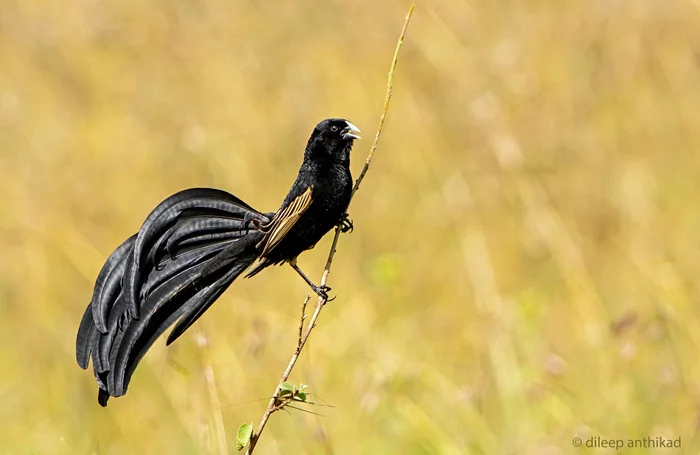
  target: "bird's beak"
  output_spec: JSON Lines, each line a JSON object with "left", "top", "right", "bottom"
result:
{"left": 342, "top": 122, "right": 361, "bottom": 140}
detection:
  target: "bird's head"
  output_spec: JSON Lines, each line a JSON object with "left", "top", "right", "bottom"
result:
{"left": 305, "top": 118, "right": 361, "bottom": 163}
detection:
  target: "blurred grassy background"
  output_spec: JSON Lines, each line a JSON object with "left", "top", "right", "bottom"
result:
{"left": 2, "top": 0, "right": 700, "bottom": 453}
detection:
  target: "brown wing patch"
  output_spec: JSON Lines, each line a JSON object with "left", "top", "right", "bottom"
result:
{"left": 257, "top": 186, "right": 313, "bottom": 257}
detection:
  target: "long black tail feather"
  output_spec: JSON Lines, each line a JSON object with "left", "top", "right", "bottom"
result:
{"left": 75, "top": 188, "right": 269, "bottom": 406}
{"left": 90, "top": 235, "right": 136, "bottom": 333}
{"left": 125, "top": 188, "right": 260, "bottom": 319}
{"left": 76, "top": 235, "right": 136, "bottom": 368}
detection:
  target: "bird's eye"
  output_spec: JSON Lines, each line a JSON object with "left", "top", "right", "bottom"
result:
{"left": 330, "top": 126, "right": 339, "bottom": 132}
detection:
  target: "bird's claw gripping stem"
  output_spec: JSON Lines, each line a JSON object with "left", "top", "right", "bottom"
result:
{"left": 243, "top": 211, "right": 270, "bottom": 232}
{"left": 338, "top": 213, "right": 353, "bottom": 233}
{"left": 290, "top": 262, "right": 335, "bottom": 301}
{"left": 312, "top": 284, "right": 332, "bottom": 301}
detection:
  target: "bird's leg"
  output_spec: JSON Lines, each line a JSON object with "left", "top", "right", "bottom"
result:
{"left": 289, "top": 260, "right": 331, "bottom": 300}
{"left": 338, "top": 212, "right": 353, "bottom": 233}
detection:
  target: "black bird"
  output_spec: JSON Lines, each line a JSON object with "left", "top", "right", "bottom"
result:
{"left": 76, "top": 118, "right": 361, "bottom": 406}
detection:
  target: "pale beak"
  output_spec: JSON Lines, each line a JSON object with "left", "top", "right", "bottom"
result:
{"left": 342, "top": 121, "right": 361, "bottom": 140}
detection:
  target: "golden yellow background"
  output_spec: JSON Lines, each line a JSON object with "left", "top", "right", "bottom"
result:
{"left": 1, "top": 1, "right": 700, "bottom": 453}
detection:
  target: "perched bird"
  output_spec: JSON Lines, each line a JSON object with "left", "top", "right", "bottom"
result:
{"left": 76, "top": 118, "right": 361, "bottom": 406}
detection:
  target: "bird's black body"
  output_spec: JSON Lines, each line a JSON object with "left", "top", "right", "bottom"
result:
{"left": 76, "top": 118, "right": 359, "bottom": 406}
{"left": 248, "top": 126, "right": 354, "bottom": 273}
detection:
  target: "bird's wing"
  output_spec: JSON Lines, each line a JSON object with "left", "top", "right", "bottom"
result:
{"left": 76, "top": 188, "right": 270, "bottom": 404}
{"left": 257, "top": 186, "right": 313, "bottom": 257}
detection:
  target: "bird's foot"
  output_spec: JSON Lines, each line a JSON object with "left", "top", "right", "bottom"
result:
{"left": 243, "top": 211, "right": 270, "bottom": 232}
{"left": 312, "top": 284, "right": 332, "bottom": 300}
{"left": 338, "top": 213, "right": 353, "bottom": 233}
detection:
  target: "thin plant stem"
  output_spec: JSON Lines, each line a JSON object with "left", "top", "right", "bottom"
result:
{"left": 245, "top": 5, "right": 415, "bottom": 453}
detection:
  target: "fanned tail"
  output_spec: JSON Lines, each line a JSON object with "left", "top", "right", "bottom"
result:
{"left": 75, "top": 188, "right": 269, "bottom": 406}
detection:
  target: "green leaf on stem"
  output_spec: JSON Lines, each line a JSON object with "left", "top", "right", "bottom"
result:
{"left": 236, "top": 423, "right": 253, "bottom": 451}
